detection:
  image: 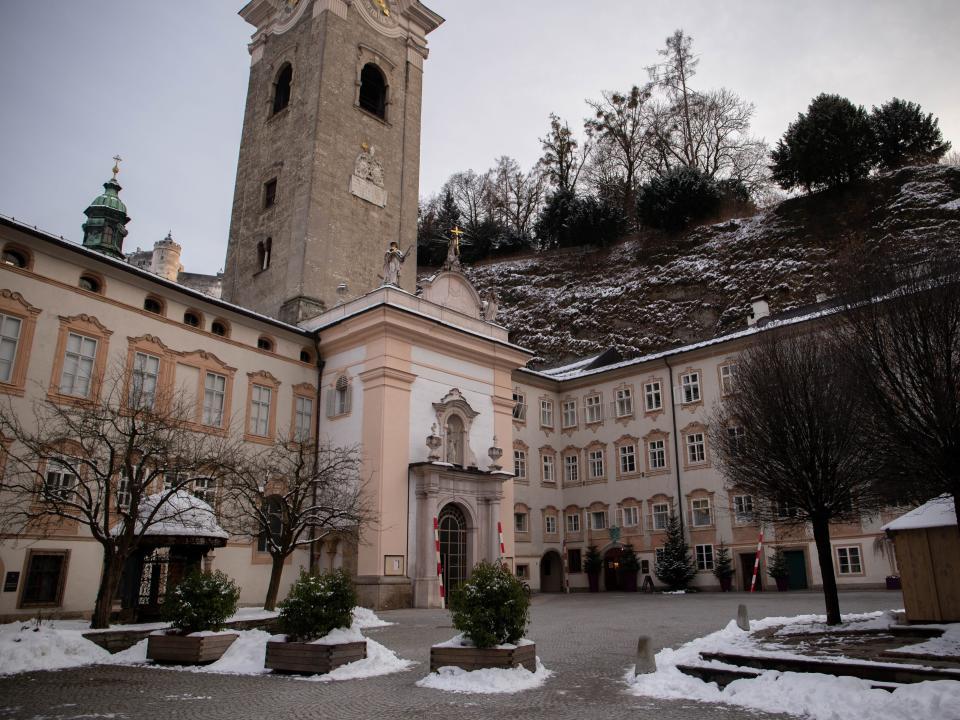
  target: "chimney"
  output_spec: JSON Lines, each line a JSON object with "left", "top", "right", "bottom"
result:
{"left": 747, "top": 295, "right": 770, "bottom": 326}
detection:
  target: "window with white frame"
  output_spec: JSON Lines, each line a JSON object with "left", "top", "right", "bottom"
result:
{"left": 733, "top": 494, "right": 754, "bottom": 524}
{"left": 162, "top": 472, "right": 179, "bottom": 491}
{"left": 60, "top": 332, "right": 98, "bottom": 397}
{"left": 44, "top": 459, "right": 76, "bottom": 500}
{"left": 249, "top": 384, "right": 272, "bottom": 437}
{"left": 590, "top": 510, "right": 607, "bottom": 530}
{"left": 619, "top": 444, "right": 637, "bottom": 474}
{"left": 514, "top": 512, "right": 528, "bottom": 533}
{"left": 622, "top": 506, "right": 639, "bottom": 528}
{"left": 652, "top": 502, "right": 670, "bottom": 531}
{"left": 561, "top": 399, "right": 577, "bottom": 428}
{"left": 513, "top": 449, "right": 527, "bottom": 479}
{"left": 691, "top": 497, "right": 712, "bottom": 526}
{"left": 544, "top": 514, "right": 557, "bottom": 534}
{"left": 193, "top": 477, "right": 216, "bottom": 504}
{"left": 680, "top": 372, "right": 701, "bottom": 404}
{"left": 542, "top": 454, "right": 555, "bottom": 483}
{"left": 565, "top": 512, "right": 580, "bottom": 533}
{"left": 720, "top": 363, "right": 737, "bottom": 395}
{"left": 328, "top": 376, "right": 352, "bottom": 417}
{"left": 130, "top": 352, "right": 160, "bottom": 409}
{"left": 588, "top": 448, "right": 604, "bottom": 479}
{"left": 584, "top": 394, "right": 602, "bottom": 423}
{"left": 775, "top": 500, "right": 796, "bottom": 519}
{"left": 696, "top": 544, "right": 715, "bottom": 571}
{"left": 117, "top": 468, "right": 132, "bottom": 510}
{"left": 836, "top": 546, "right": 862, "bottom": 574}
{"left": 515, "top": 564, "right": 529, "bottom": 579}
{"left": 564, "top": 454, "right": 579, "bottom": 485}
{"left": 202, "top": 372, "right": 226, "bottom": 427}
{"left": 0, "top": 313, "right": 22, "bottom": 384}
{"left": 644, "top": 381, "right": 662, "bottom": 412}
{"left": 512, "top": 391, "right": 527, "bottom": 421}
{"left": 648, "top": 438, "right": 666, "bottom": 470}
{"left": 615, "top": 387, "right": 634, "bottom": 417}
{"left": 686, "top": 432, "right": 706, "bottom": 464}
{"left": 540, "top": 399, "right": 554, "bottom": 428}
{"left": 655, "top": 547, "right": 665, "bottom": 564}
{"left": 294, "top": 395, "right": 314, "bottom": 441}
{"left": 727, "top": 425, "right": 745, "bottom": 456}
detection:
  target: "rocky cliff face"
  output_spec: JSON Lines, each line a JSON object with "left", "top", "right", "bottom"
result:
{"left": 458, "top": 165, "right": 960, "bottom": 367}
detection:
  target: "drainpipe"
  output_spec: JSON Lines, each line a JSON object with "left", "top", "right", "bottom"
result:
{"left": 664, "top": 357, "right": 685, "bottom": 536}
{"left": 310, "top": 334, "right": 325, "bottom": 574}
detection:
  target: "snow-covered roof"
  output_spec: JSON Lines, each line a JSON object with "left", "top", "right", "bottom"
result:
{"left": 116, "top": 490, "right": 228, "bottom": 540}
{"left": 882, "top": 495, "right": 956, "bottom": 532}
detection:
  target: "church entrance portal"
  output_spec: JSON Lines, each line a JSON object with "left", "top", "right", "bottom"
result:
{"left": 438, "top": 504, "right": 468, "bottom": 594}
{"left": 540, "top": 550, "right": 564, "bottom": 592}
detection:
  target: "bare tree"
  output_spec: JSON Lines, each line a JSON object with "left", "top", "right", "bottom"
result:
{"left": 540, "top": 114, "right": 591, "bottom": 194}
{"left": 220, "top": 437, "right": 370, "bottom": 610}
{"left": 839, "top": 257, "right": 960, "bottom": 533}
{"left": 489, "top": 156, "right": 546, "bottom": 240}
{"left": 646, "top": 29, "right": 699, "bottom": 168}
{"left": 0, "top": 363, "right": 237, "bottom": 628}
{"left": 710, "top": 331, "right": 885, "bottom": 625}
{"left": 942, "top": 150, "right": 960, "bottom": 167}
{"left": 443, "top": 170, "right": 493, "bottom": 230}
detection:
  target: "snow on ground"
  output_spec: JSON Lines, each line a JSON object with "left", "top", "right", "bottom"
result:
{"left": 416, "top": 659, "right": 552, "bottom": 694}
{"left": 894, "top": 625, "right": 960, "bottom": 659}
{"left": 433, "top": 633, "right": 534, "bottom": 650}
{"left": 625, "top": 612, "right": 960, "bottom": 720}
{"left": 772, "top": 610, "right": 900, "bottom": 636}
{"left": 0, "top": 620, "right": 111, "bottom": 675}
{"left": 352, "top": 606, "right": 393, "bottom": 629}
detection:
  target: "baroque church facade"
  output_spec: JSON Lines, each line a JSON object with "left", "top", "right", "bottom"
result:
{"left": 0, "top": 0, "right": 900, "bottom": 620}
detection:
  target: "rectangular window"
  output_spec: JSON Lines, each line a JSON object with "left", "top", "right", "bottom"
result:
{"left": 727, "top": 426, "right": 745, "bottom": 457}
{"left": 720, "top": 364, "right": 737, "bottom": 395}
{"left": 696, "top": 544, "right": 715, "bottom": 571}
{"left": 622, "top": 506, "right": 639, "bottom": 527}
{"left": 116, "top": 468, "right": 132, "bottom": 510}
{"left": 60, "top": 332, "right": 98, "bottom": 397}
{"left": 568, "top": 548, "right": 582, "bottom": 573}
{"left": 542, "top": 454, "right": 555, "bottom": 483}
{"left": 545, "top": 515, "right": 557, "bottom": 534}
{"left": 0, "top": 313, "right": 22, "bottom": 384}
{"left": 584, "top": 394, "right": 602, "bottom": 424}
{"left": 691, "top": 498, "right": 712, "bottom": 527}
{"left": 733, "top": 494, "right": 754, "bottom": 524}
{"left": 561, "top": 399, "right": 578, "bottom": 428}
{"left": 512, "top": 391, "right": 527, "bottom": 421}
{"left": 619, "top": 444, "right": 637, "bottom": 475}
{"left": 193, "top": 477, "right": 216, "bottom": 505}
{"left": 294, "top": 396, "right": 314, "bottom": 441}
{"left": 644, "top": 381, "right": 662, "bottom": 412}
{"left": 250, "top": 385, "right": 272, "bottom": 437}
{"left": 564, "top": 454, "right": 579, "bottom": 485}
{"left": 837, "top": 546, "right": 863, "bottom": 575}
{"left": 686, "top": 432, "right": 706, "bottom": 464}
{"left": 655, "top": 547, "right": 665, "bottom": 564}
{"left": 130, "top": 352, "right": 160, "bottom": 409}
{"left": 615, "top": 387, "right": 634, "bottom": 417}
{"left": 162, "top": 472, "right": 178, "bottom": 491}
{"left": 566, "top": 512, "right": 580, "bottom": 533}
{"left": 680, "top": 372, "right": 701, "bottom": 404}
{"left": 202, "top": 372, "right": 226, "bottom": 427}
{"left": 515, "top": 564, "right": 528, "bottom": 579}
{"left": 21, "top": 551, "right": 68, "bottom": 607}
{"left": 648, "top": 439, "right": 666, "bottom": 470}
{"left": 540, "top": 399, "right": 554, "bottom": 428}
{"left": 591, "top": 510, "right": 607, "bottom": 530}
{"left": 641, "top": 559, "right": 650, "bottom": 575}
{"left": 652, "top": 503, "right": 670, "bottom": 531}
{"left": 44, "top": 460, "right": 76, "bottom": 500}
{"left": 513, "top": 450, "right": 527, "bottom": 479}
{"left": 514, "top": 513, "right": 528, "bottom": 533}
{"left": 776, "top": 501, "right": 796, "bottom": 519}
{"left": 588, "top": 449, "right": 604, "bottom": 479}
{"left": 263, "top": 178, "right": 277, "bottom": 208}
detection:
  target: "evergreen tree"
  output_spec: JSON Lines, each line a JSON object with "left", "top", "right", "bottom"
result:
{"left": 871, "top": 98, "right": 952, "bottom": 170}
{"left": 654, "top": 514, "right": 696, "bottom": 590}
{"left": 770, "top": 93, "right": 876, "bottom": 192}
{"left": 418, "top": 190, "right": 461, "bottom": 267}
{"left": 767, "top": 546, "right": 789, "bottom": 580}
{"left": 712, "top": 541, "right": 734, "bottom": 582}
{"left": 636, "top": 165, "right": 722, "bottom": 232}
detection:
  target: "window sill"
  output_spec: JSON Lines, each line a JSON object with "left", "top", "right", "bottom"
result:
{"left": 585, "top": 477, "right": 607, "bottom": 485}
{"left": 616, "top": 472, "right": 641, "bottom": 481}
{"left": 513, "top": 478, "right": 529, "bottom": 485}
{"left": 46, "top": 390, "right": 97, "bottom": 407}
{"left": 0, "top": 382, "right": 25, "bottom": 397}
{"left": 355, "top": 104, "right": 391, "bottom": 126}
{"left": 266, "top": 106, "right": 290, "bottom": 125}
{"left": 644, "top": 468, "right": 670, "bottom": 477}
{"left": 243, "top": 433, "right": 275, "bottom": 446}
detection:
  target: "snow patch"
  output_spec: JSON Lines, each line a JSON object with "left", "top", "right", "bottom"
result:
{"left": 0, "top": 621, "right": 110, "bottom": 676}
{"left": 416, "top": 658, "right": 552, "bottom": 694}
{"left": 351, "top": 606, "right": 393, "bottom": 629}
{"left": 883, "top": 495, "right": 956, "bottom": 531}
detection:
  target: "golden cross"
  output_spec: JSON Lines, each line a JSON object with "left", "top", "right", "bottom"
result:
{"left": 375, "top": 0, "right": 390, "bottom": 15}
{"left": 111, "top": 155, "right": 122, "bottom": 180}
{"left": 450, "top": 226, "right": 463, "bottom": 255}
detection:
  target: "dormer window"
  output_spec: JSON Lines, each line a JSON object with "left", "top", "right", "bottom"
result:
{"left": 183, "top": 310, "right": 202, "bottom": 328}
{"left": 143, "top": 296, "right": 164, "bottom": 315}
{"left": 211, "top": 320, "right": 229, "bottom": 338}
{"left": 257, "top": 336, "right": 274, "bottom": 352}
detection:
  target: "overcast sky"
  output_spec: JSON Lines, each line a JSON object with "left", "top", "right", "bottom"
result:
{"left": 1, "top": 1, "right": 957, "bottom": 275}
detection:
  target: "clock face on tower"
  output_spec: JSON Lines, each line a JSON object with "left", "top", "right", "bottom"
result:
{"left": 362, "top": 0, "right": 398, "bottom": 27}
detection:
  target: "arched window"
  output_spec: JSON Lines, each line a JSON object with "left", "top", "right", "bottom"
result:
{"left": 143, "top": 296, "right": 164, "bottom": 315}
{"left": 272, "top": 63, "right": 292, "bottom": 115}
{"left": 438, "top": 504, "right": 468, "bottom": 592}
{"left": 445, "top": 414, "right": 465, "bottom": 466}
{"left": 1, "top": 246, "right": 28, "bottom": 269}
{"left": 358, "top": 63, "right": 387, "bottom": 119}
{"left": 183, "top": 310, "right": 202, "bottom": 328}
{"left": 327, "top": 375, "right": 352, "bottom": 417}
{"left": 299, "top": 348, "right": 313, "bottom": 364}
{"left": 79, "top": 274, "right": 103, "bottom": 294}
{"left": 257, "top": 335, "right": 275, "bottom": 352}
{"left": 211, "top": 319, "right": 229, "bottom": 338}
{"left": 257, "top": 238, "right": 272, "bottom": 272}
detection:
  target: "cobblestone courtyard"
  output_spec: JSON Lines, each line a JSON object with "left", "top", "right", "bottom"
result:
{"left": 0, "top": 590, "right": 901, "bottom": 720}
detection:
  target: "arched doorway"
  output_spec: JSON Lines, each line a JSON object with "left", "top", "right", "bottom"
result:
{"left": 540, "top": 550, "right": 564, "bottom": 592}
{"left": 438, "top": 504, "right": 468, "bottom": 594}
{"left": 603, "top": 546, "right": 623, "bottom": 591}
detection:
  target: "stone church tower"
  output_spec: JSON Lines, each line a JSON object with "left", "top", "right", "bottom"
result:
{"left": 223, "top": 0, "right": 443, "bottom": 323}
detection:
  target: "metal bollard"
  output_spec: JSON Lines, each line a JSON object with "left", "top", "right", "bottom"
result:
{"left": 635, "top": 635, "right": 657, "bottom": 675}
{"left": 737, "top": 603, "right": 750, "bottom": 631}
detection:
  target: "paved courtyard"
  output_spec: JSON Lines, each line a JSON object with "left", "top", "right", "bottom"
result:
{"left": 0, "top": 590, "right": 901, "bottom": 720}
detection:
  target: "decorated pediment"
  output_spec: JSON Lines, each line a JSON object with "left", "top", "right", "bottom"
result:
{"left": 419, "top": 271, "right": 485, "bottom": 319}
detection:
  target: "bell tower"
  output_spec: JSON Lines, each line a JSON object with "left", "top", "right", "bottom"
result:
{"left": 223, "top": 0, "right": 443, "bottom": 323}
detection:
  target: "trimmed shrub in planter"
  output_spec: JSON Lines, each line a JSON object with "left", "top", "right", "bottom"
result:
{"left": 265, "top": 570, "right": 366, "bottom": 675}
{"left": 148, "top": 570, "right": 240, "bottom": 664}
{"left": 431, "top": 561, "right": 535, "bottom": 672}
{"left": 713, "top": 541, "right": 735, "bottom": 592}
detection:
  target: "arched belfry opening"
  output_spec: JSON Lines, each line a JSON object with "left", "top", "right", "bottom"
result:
{"left": 272, "top": 63, "right": 292, "bottom": 114}
{"left": 358, "top": 63, "right": 387, "bottom": 119}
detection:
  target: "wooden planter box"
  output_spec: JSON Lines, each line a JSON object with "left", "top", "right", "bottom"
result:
{"left": 265, "top": 639, "right": 367, "bottom": 675}
{"left": 430, "top": 642, "right": 536, "bottom": 672}
{"left": 146, "top": 632, "right": 238, "bottom": 664}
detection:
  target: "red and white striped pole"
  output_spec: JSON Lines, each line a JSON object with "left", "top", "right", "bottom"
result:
{"left": 497, "top": 520, "right": 506, "bottom": 562}
{"left": 434, "top": 516, "right": 445, "bottom": 609}
{"left": 749, "top": 530, "right": 765, "bottom": 593}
